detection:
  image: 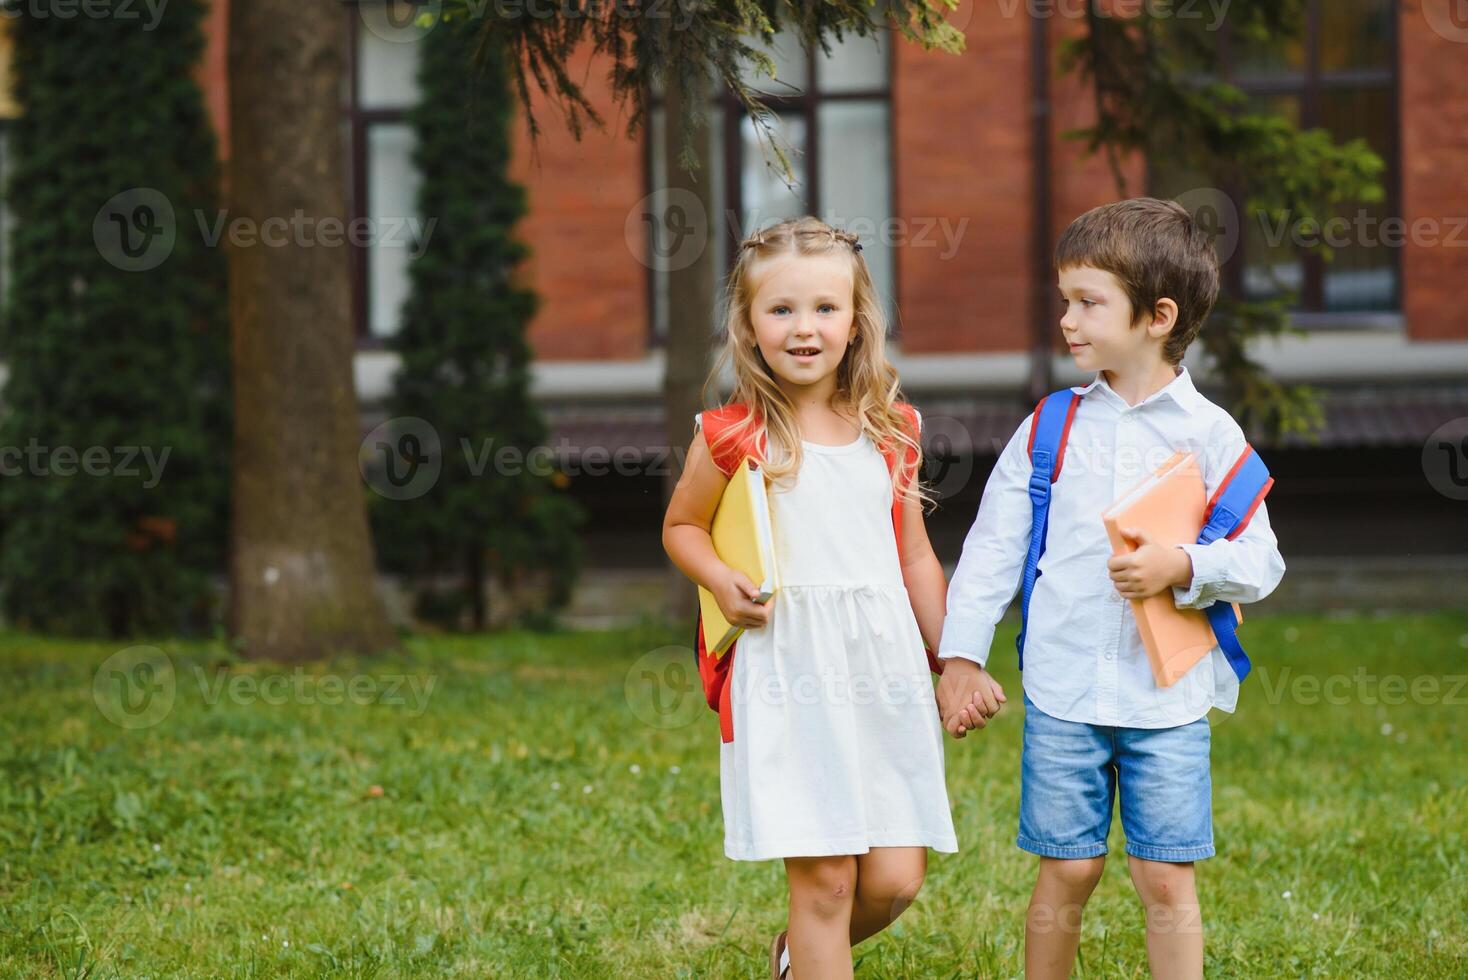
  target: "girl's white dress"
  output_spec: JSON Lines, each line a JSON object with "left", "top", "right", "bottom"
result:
{"left": 707, "top": 422, "right": 959, "bottom": 861}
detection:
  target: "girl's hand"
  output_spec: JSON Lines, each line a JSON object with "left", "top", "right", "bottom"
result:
{"left": 937, "top": 660, "right": 1006, "bottom": 738}
{"left": 712, "top": 566, "right": 772, "bottom": 630}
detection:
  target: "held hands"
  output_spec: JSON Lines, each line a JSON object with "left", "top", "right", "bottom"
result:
{"left": 936, "top": 659, "right": 1007, "bottom": 739}
{"left": 1107, "top": 528, "right": 1194, "bottom": 600}
{"left": 712, "top": 566, "right": 771, "bottom": 630}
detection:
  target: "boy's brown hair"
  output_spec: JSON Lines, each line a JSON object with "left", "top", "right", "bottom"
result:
{"left": 1055, "top": 197, "right": 1221, "bottom": 365}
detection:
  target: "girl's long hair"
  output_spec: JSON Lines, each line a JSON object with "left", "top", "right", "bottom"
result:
{"left": 701, "top": 215, "right": 928, "bottom": 507}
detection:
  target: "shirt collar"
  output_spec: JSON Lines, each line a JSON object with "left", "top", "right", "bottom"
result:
{"left": 1072, "top": 364, "right": 1205, "bottom": 415}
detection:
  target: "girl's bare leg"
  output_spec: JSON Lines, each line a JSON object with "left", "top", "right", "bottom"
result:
{"left": 784, "top": 854, "right": 858, "bottom": 979}
{"left": 849, "top": 846, "right": 926, "bottom": 946}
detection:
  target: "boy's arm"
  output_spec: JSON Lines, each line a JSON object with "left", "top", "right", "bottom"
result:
{"left": 937, "top": 414, "right": 1036, "bottom": 667}
{"left": 1171, "top": 425, "right": 1287, "bottom": 610}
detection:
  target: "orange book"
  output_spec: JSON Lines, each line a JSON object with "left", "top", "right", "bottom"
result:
{"left": 1101, "top": 452, "right": 1242, "bottom": 688}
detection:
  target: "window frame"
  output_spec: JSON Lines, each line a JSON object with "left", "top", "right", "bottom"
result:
{"left": 642, "top": 33, "right": 898, "bottom": 348}
{"left": 346, "top": 5, "right": 419, "bottom": 349}
{"left": 1209, "top": 0, "right": 1403, "bottom": 322}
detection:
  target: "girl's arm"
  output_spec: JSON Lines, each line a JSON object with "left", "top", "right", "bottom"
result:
{"left": 901, "top": 489, "right": 1007, "bottom": 737}
{"left": 897, "top": 490, "right": 946, "bottom": 653}
{"left": 661, "top": 430, "right": 771, "bottom": 630}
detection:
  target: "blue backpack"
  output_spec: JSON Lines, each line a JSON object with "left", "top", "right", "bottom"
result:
{"left": 1018, "top": 389, "right": 1274, "bottom": 682}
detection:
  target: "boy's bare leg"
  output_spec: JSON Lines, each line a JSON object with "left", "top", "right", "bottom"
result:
{"left": 1025, "top": 856, "right": 1105, "bottom": 980}
{"left": 785, "top": 854, "right": 857, "bottom": 979}
{"left": 849, "top": 846, "right": 926, "bottom": 946}
{"left": 1127, "top": 856, "right": 1204, "bottom": 980}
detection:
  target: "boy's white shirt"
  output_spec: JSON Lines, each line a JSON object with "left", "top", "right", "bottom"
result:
{"left": 937, "top": 365, "right": 1287, "bottom": 728}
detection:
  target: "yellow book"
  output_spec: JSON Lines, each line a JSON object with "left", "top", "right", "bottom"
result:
{"left": 698, "top": 456, "right": 778, "bottom": 657}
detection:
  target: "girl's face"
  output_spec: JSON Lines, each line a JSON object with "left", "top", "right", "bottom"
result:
{"left": 747, "top": 253, "right": 858, "bottom": 397}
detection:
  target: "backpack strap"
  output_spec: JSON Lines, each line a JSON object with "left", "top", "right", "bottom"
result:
{"left": 696, "top": 404, "right": 763, "bottom": 477}
{"left": 1016, "top": 389, "right": 1083, "bottom": 668}
{"left": 1195, "top": 444, "right": 1274, "bottom": 683}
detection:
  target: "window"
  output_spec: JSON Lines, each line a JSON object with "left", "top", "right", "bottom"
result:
{"left": 646, "top": 27, "right": 895, "bottom": 342}
{"left": 1154, "top": 0, "right": 1399, "bottom": 317}
{"left": 348, "top": 1, "right": 426, "bottom": 342}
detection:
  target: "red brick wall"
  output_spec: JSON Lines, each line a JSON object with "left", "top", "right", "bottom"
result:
{"left": 892, "top": 9, "right": 1143, "bottom": 355}
{"left": 509, "top": 44, "right": 648, "bottom": 362}
{"left": 892, "top": 5, "right": 1031, "bottom": 353}
{"left": 1399, "top": 1, "right": 1468, "bottom": 341}
{"left": 1049, "top": 15, "right": 1145, "bottom": 243}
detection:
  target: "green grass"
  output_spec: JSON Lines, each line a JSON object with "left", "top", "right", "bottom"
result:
{"left": 2, "top": 611, "right": 1466, "bottom": 977}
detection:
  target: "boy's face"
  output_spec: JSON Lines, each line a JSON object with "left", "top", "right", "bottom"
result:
{"left": 748, "top": 253, "right": 858, "bottom": 394}
{"left": 1057, "top": 264, "right": 1174, "bottom": 374}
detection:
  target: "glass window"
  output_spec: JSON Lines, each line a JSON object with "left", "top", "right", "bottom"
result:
{"left": 348, "top": 1, "right": 424, "bottom": 340}
{"left": 741, "top": 112, "right": 808, "bottom": 226}
{"left": 1318, "top": 84, "right": 1397, "bottom": 312}
{"left": 819, "top": 100, "right": 893, "bottom": 311}
{"left": 817, "top": 33, "right": 887, "bottom": 93}
{"left": 1319, "top": 0, "right": 1394, "bottom": 72}
{"left": 648, "top": 28, "right": 895, "bottom": 341}
{"left": 365, "top": 124, "right": 422, "bottom": 337}
{"left": 738, "top": 29, "right": 809, "bottom": 97}
{"left": 357, "top": 20, "right": 422, "bottom": 109}
{"left": 1156, "top": 0, "right": 1398, "bottom": 317}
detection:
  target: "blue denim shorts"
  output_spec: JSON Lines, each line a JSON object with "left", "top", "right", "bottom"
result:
{"left": 1017, "top": 694, "right": 1214, "bottom": 863}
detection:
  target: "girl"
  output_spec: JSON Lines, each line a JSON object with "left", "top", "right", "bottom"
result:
{"left": 663, "top": 216, "right": 1001, "bottom": 979}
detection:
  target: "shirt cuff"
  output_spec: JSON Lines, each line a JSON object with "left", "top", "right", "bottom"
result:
{"left": 937, "top": 622, "right": 995, "bottom": 669}
{"left": 1171, "top": 542, "right": 1224, "bottom": 609}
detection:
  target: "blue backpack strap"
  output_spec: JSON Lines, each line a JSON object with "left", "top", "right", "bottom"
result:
{"left": 1016, "top": 389, "right": 1082, "bottom": 668}
{"left": 1196, "top": 445, "right": 1274, "bottom": 682}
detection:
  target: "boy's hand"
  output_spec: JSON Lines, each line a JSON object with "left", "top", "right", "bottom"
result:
{"left": 1108, "top": 528, "right": 1194, "bottom": 600}
{"left": 937, "top": 659, "right": 1007, "bottom": 739}
{"left": 710, "top": 567, "right": 771, "bottom": 630}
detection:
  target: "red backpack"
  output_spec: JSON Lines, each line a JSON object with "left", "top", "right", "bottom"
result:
{"left": 692, "top": 402, "right": 946, "bottom": 743}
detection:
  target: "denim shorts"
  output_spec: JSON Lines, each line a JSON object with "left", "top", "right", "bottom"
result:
{"left": 1017, "top": 693, "right": 1214, "bottom": 863}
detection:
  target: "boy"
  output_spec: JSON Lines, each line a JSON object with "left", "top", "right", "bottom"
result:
{"left": 934, "top": 198, "right": 1286, "bottom": 979}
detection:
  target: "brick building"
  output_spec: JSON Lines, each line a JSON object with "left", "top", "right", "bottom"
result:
{"left": 9, "top": 0, "right": 1467, "bottom": 618}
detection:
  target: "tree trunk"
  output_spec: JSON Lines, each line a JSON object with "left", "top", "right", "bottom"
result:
{"left": 226, "top": 0, "right": 393, "bottom": 662}
{"left": 660, "top": 75, "right": 716, "bottom": 625}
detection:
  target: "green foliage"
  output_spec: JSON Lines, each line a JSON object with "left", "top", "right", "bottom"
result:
{"left": 1057, "top": 2, "right": 1386, "bottom": 440}
{"left": 374, "top": 18, "right": 583, "bottom": 629}
{"left": 1, "top": 613, "right": 1465, "bottom": 973}
{"left": 445, "top": 0, "right": 965, "bottom": 176}
{"left": 0, "top": 0, "right": 230, "bottom": 635}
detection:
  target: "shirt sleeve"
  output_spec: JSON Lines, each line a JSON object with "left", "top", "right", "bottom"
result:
{"left": 936, "top": 413, "right": 1035, "bottom": 668}
{"left": 1171, "top": 420, "right": 1287, "bottom": 610}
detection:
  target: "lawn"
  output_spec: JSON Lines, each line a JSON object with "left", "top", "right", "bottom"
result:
{"left": 1, "top": 611, "right": 1465, "bottom": 977}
